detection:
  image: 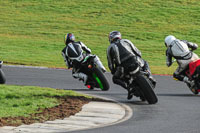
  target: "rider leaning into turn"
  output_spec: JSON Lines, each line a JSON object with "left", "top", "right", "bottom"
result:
{"left": 165, "top": 35, "right": 199, "bottom": 85}
{"left": 107, "top": 31, "right": 156, "bottom": 99}
{"left": 62, "top": 33, "right": 106, "bottom": 84}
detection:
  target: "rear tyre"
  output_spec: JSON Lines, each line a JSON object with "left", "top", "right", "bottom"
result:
{"left": 92, "top": 67, "right": 110, "bottom": 91}
{"left": 0, "top": 69, "right": 6, "bottom": 84}
{"left": 136, "top": 74, "right": 158, "bottom": 104}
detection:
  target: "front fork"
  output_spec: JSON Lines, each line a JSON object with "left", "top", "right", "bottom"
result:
{"left": 127, "top": 74, "right": 143, "bottom": 97}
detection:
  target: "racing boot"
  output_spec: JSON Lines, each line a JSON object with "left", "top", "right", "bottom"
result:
{"left": 149, "top": 75, "right": 157, "bottom": 87}
{"left": 113, "top": 78, "right": 128, "bottom": 90}
{"left": 72, "top": 72, "right": 88, "bottom": 84}
{"left": 145, "top": 70, "right": 157, "bottom": 87}
{"left": 113, "top": 76, "right": 133, "bottom": 100}
{"left": 183, "top": 76, "right": 191, "bottom": 84}
{"left": 183, "top": 77, "right": 198, "bottom": 94}
{"left": 189, "top": 82, "right": 198, "bottom": 95}
{"left": 127, "top": 89, "right": 133, "bottom": 100}
{"left": 143, "top": 61, "right": 157, "bottom": 87}
{"left": 94, "top": 56, "right": 106, "bottom": 73}
{"left": 126, "top": 80, "right": 133, "bottom": 100}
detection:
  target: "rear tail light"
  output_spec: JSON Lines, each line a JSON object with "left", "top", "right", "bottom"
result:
{"left": 86, "top": 85, "right": 91, "bottom": 89}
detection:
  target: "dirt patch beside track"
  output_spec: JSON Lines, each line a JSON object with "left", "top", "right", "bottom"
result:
{"left": 0, "top": 96, "right": 94, "bottom": 127}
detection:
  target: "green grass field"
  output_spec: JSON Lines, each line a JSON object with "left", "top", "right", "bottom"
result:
{"left": 0, "top": 0, "right": 200, "bottom": 119}
{"left": 0, "top": 85, "right": 89, "bottom": 117}
{"left": 1, "top": 0, "right": 200, "bottom": 74}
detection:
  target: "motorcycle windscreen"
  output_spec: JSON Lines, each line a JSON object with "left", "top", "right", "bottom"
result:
{"left": 66, "top": 43, "right": 83, "bottom": 58}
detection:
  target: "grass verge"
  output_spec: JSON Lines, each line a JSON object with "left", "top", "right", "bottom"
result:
{"left": 0, "top": 84, "right": 91, "bottom": 118}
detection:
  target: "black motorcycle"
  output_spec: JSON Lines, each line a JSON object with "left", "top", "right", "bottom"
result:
{"left": 123, "top": 65, "right": 158, "bottom": 104}
{"left": 74, "top": 54, "right": 110, "bottom": 91}
{"left": 0, "top": 61, "right": 6, "bottom": 84}
{"left": 66, "top": 43, "right": 109, "bottom": 91}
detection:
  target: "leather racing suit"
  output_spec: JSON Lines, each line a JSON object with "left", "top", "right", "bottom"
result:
{"left": 166, "top": 40, "right": 199, "bottom": 81}
{"left": 107, "top": 39, "right": 155, "bottom": 90}
{"left": 62, "top": 41, "right": 106, "bottom": 84}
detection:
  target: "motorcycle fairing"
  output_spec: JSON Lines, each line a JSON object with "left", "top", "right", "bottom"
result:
{"left": 189, "top": 59, "right": 200, "bottom": 76}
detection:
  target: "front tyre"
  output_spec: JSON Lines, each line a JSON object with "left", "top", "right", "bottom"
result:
{"left": 136, "top": 74, "right": 158, "bottom": 104}
{"left": 92, "top": 67, "right": 110, "bottom": 91}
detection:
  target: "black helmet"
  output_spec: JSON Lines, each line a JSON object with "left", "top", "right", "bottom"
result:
{"left": 109, "top": 31, "right": 121, "bottom": 43}
{"left": 64, "top": 33, "right": 75, "bottom": 45}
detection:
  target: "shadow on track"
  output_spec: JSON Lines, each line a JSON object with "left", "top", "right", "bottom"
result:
{"left": 157, "top": 93, "right": 200, "bottom": 97}
{"left": 64, "top": 88, "right": 102, "bottom": 91}
{"left": 122, "top": 100, "right": 151, "bottom": 105}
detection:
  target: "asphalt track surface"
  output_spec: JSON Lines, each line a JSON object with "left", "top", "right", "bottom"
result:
{"left": 2, "top": 66, "right": 200, "bottom": 133}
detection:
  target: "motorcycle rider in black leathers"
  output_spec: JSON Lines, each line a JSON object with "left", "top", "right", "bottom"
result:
{"left": 107, "top": 31, "right": 156, "bottom": 99}
{"left": 62, "top": 33, "right": 106, "bottom": 84}
{"left": 165, "top": 35, "right": 199, "bottom": 92}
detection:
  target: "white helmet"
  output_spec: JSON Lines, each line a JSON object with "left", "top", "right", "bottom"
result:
{"left": 164, "top": 35, "right": 176, "bottom": 47}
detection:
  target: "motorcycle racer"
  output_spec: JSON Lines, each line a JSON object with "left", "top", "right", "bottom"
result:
{"left": 107, "top": 31, "right": 156, "bottom": 99}
{"left": 62, "top": 33, "right": 106, "bottom": 84}
{"left": 165, "top": 35, "right": 199, "bottom": 85}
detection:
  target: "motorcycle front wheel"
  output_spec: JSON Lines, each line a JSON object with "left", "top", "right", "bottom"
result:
{"left": 91, "top": 67, "right": 110, "bottom": 91}
{"left": 135, "top": 74, "right": 158, "bottom": 104}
